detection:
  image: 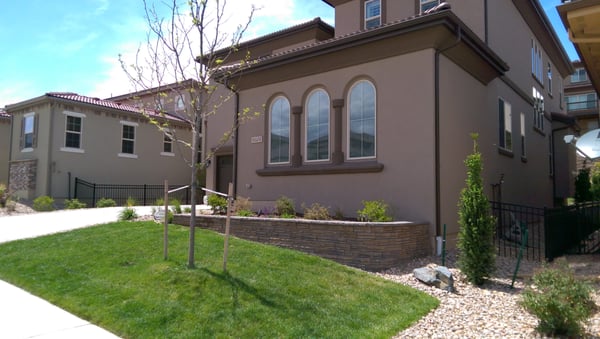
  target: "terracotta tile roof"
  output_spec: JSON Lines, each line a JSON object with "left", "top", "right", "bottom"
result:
{"left": 46, "top": 92, "right": 186, "bottom": 123}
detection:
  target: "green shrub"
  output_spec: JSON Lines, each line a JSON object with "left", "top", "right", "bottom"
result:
{"left": 118, "top": 207, "right": 138, "bottom": 221}
{"left": 280, "top": 213, "right": 295, "bottom": 219}
{"left": 183, "top": 206, "right": 191, "bottom": 213}
{"left": 302, "top": 202, "right": 330, "bottom": 220}
{"left": 276, "top": 196, "right": 295, "bottom": 217}
{"left": 236, "top": 209, "right": 255, "bottom": 217}
{"left": 33, "top": 195, "right": 55, "bottom": 212}
{"left": 126, "top": 197, "right": 137, "bottom": 207}
{"left": 457, "top": 134, "right": 496, "bottom": 285}
{"left": 96, "top": 198, "right": 117, "bottom": 208}
{"left": 155, "top": 198, "right": 165, "bottom": 206}
{"left": 521, "top": 260, "right": 595, "bottom": 337}
{"left": 170, "top": 198, "right": 182, "bottom": 214}
{"left": 357, "top": 200, "right": 392, "bottom": 222}
{"left": 207, "top": 194, "right": 227, "bottom": 214}
{"left": 575, "top": 168, "right": 593, "bottom": 203}
{"left": 233, "top": 196, "right": 252, "bottom": 212}
{"left": 0, "top": 183, "right": 7, "bottom": 208}
{"left": 64, "top": 199, "right": 87, "bottom": 209}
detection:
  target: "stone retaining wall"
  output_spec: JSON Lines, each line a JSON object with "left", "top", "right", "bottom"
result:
{"left": 173, "top": 214, "right": 431, "bottom": 271}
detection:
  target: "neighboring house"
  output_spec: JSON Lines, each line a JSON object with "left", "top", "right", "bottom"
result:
{"left": 0, "top": 109, "right": 10, "bottom": 184}
{"left": 5, "top": 93, "right": 192, "bottom": 202}
{"left": 202, "top": 0, "right": 573, "bottom": 251}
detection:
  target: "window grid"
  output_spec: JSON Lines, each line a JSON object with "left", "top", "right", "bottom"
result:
{"left": 364, "top": 0, "right": 381, "bottom": 29}
{"left": 65, "top": 115, "right": 82, "bottom": 148}
{"left": 269, "top": 97, "right": 291, "bottom": 164}
{"left": 23, "top": 114, "right": 35, "bottom": 149}
{"left": 533, "top": 87, "right": 544, "bottom": 130}
{"left": 306, "top": 89, "right": 330, "bottom": 162}
{"left": 531, "top": 39, "right": 543, "bottom": 82}
{"left": 571, "top": 68, "right": 588, "bottom": 83}
{"left": 520, "top": 113, "right": 526, "bottom": 158}
{"left": 420, "top": 0, "right": 439, "bottom": 13}
{"left": 163, "top": 134, "right": 173, "bottom": 153}
{"left": 122, "top": 125, "right": 135, "bottom": 154}
{"left": 348, "top": 80, "right": 376, "bottom": 159}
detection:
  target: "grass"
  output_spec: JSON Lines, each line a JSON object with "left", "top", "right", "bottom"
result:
{"left": 0, "top": 221, "right": 438, "bottom": 338}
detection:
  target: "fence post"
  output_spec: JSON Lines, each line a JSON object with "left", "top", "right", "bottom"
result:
{"left": 223, "top": 182, "right": 234, "bottom": 272}
{"left": 164, "top": 180, "right": 169, "bottom": 260}
{"left": 92, "top": 183, "right": 97, "bottom": 207}
{"left": 143, "top": 184, "right": 147, "bottom": 206}
{"left": 74, "top": 178, "right": 79, "bottom": 199}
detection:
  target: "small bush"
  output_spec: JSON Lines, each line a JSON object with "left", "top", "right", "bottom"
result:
{"left": 155, "top": 198, "right": 165, "bottom": 206}
{"left": 118, "top": 207, "right": 138, "bottom": 221}
{"left": 237, "top": 209, "right": 255, "bottom": 217}
{"left": 64, "top": 199, "right": 87, "bottom": 210}
{"left": 258, "top": 206, "right": 275, "bottom": 217}
{"left": 207, "top": 194, "right": 227, "bottom": 214}
{"left": 521, "top": 260, "right": 595, "bottom": 337}
{"left": 0, "top": 183, "right": 7, "bottom": 208}
{"left": 280, "top": 213, "right": 295, "bottom": 219}
{"left": 33, "top": 195, "right": 55, "bottom": 212}
{"left": 96, "top": 198, "right": 116, "bottom": 208}
{"left": 170, "top": 198, "right": 182, "bottom": 214}
{"left": 276, "top": 196, "right": 295, "bottom": 217}
{"left": 183, "top": 207, "right": 191, "bottom": 213}
{"left": 302, "top": 202, "right": 330, "bottom": 220}
{"left": 126, "top": 197, "right": 137, "bottom": 207}
{"left": 357, "top": 200, "right": 392, "bottom": 222}
{"left": 233, "top": 196, "right": 252, "bottom": 212}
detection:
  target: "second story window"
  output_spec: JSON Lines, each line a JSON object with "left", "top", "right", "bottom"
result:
{"left": 21, "top": 113, "right": 37, "bottom": 150}
{"left": 531, "top": 39, "right": 543, "bottom": 83}
{"left": 364, "top": 0, "right": 381, "bottom": 29}
{"left": 421, "top": 0, "right": 440, "bottom": 13}
{"left": 547, "top": 63, "right": 552, "bottom": 95}
{"left": 566, "top": 93, "right": 598, "bottom": 111}
{"left": 61, "top": 111, "right": 86, "bottom": 153}
{"left": 119, "top": 121, "right": 138, "bottom": 158}
{"left": 533, "top": 87, "right": 544, "bottom": 130}
{"left": 571, "top": 68, "right": 588, "bottom": 83}
{"left": 498, "top": 98, "right": 512, "bottom": 151}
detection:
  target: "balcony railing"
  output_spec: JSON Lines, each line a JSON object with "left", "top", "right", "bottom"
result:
{"left": 567, "top": 99, "right": 598, "bottom": 112}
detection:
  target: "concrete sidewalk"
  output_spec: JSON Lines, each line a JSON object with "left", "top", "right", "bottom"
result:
{"left": 0, "top": 206, "right": 155, "bottom": 339}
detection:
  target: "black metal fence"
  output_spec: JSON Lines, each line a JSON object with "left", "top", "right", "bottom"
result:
{"left": 74, "top": 177, "right": 191, "bottom": 207}
{"left": 491, "top": 201, "right": 600, "bottom": 262}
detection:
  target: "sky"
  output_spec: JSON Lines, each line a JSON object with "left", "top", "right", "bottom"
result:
{"left": 0, "top": 0, "right": 577, "bottom": 108}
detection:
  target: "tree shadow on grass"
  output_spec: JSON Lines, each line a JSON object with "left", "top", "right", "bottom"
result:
{"left": 201, "top": 268, "right": 279, "bottom": 310}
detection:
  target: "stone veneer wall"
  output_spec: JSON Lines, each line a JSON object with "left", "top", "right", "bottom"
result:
{"left": 173, "top": 215, "right": 431, "bottom": 271}
{"left": 9, "top": 159, "right": 37, "bottom": 192}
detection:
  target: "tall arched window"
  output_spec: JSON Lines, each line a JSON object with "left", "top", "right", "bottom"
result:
{"left": 269, "top": 96, "right": 291, "bottom": 164}
{"left": 348, "top": 80, "right": 376, "bottom": 159}
{"left": 306, "top": 89, "right": 330, "bottom": 161}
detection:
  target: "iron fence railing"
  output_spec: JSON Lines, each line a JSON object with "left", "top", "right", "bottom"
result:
{"left": 74, "top": 177, "right": 190, "bottom": 207}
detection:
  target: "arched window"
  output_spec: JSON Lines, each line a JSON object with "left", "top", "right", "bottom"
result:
{"left": 269, "top": 96, "right": 291, "bottom": 164}
{"left": 306, "top": 89, "right": 330, "bottom": 161}
{"left": 348, "top": 80, "right": 376, "bottom": 158}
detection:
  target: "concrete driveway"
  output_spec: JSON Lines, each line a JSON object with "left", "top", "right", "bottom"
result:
{"left": 0, "top": 206, "right": 155, "bottom": 339}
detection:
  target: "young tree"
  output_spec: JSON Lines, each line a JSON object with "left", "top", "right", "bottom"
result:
{"left": 120, "top": 0, "right": 258, "bottom": 268}
{"left": 457, "top": 133, "right": 496, "bottom": 285}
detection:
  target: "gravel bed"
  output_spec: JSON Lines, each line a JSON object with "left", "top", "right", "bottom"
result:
{"left": 378, "top": 252, "right": 600, "bottom": 338}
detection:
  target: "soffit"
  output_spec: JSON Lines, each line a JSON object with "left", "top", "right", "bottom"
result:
{"left": 558, "top": 0, "right": 600, "bottom": 94}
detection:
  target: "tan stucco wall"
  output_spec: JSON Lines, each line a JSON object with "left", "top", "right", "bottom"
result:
{"left": 0, "top": 117, "right": 11, "bottom": 184}
{"left": 8, "top": 101, "right": 192, "bottom": 200}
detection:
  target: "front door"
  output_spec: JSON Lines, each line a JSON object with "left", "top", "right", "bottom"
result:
{"left": 216, "top": 155, "right": 233, "bottom": 194}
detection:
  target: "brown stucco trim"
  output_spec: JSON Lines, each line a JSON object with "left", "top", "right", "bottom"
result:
{"left": 219, "top": 11, "right": 508, "bottom": 90}
{"left": 256, "top": 161, "right": 383, "bottom": 176}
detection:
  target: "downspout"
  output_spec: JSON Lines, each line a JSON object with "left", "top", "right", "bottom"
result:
{"left": 435, "top": 25, "right": 462, "bottom": 240}
{"left": 484, "top": 0, "right": 489, "bottom": 45}
{"left": 47, "top": 102, "right": 55, "bottom": 197}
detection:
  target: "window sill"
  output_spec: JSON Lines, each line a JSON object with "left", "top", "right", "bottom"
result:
{"left": 118, "top": 153, "right": 138, "bottom": 159}
{"left": 533, "top": 126, "right": 545, "bottom": 136}
{"left": 21, "top": 148, "right": 34, "bottom": 153}
{"left": 160, "top": 152, "right": 175, "bottom": 157}
{"left": 61, "top": 147, "right": 84, "bottom": 154}
{"left": 498, "top": 147, "right": 514, "bottom": 158}
{"left": 257, "top": 161, "right": 384, "bottom": 176}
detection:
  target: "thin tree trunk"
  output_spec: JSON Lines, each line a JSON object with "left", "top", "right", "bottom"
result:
{"left": 188, "top": 113, "right": 200, "bottom": 268}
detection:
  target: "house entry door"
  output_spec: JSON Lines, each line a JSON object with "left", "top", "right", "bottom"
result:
{"left": 216, "top": 155, "right": 233, "bottom": 195}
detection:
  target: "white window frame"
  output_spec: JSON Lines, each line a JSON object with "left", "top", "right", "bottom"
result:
{"left": 60, "top": 111, "right": 85, "bottom": 154}
{"left": 305, "top": 89, "right": 331, "bottom": 162}
{"left": 176, "top": 96, "right": 185, "bottom": 110}
{"left": 547, "top": 63, "right": 552, "bottom": 96}
{"left": 364, "top": 0, "right": 381, "bottom": 29}
{"left": 268, "top": 96, "right": 291, "bottom": 165}
{"left": 161, "top": 133, "right": 175, "bottom": 157}
{"left": 531, "top": 39, "right": 543, "bottom": 82}
{"left": 420, "top": 0, "right": 439, "bottom": 13}
{"left": 21, "top": 112, "right": 36, "bottom": 152}
{"left": 520, "top": 112, "right": 526, "bottom": 158}
{"left": 566, "top": 93, "right": 598, "bottom": 111}
{"left": 348, "top": 80, "right": 377, "bottom": 160}
{"left": 119, "top": 121, "right": 138, "bottom": 159}
{"left": 499, "top": 97, "right": 512, "bottom": 151}
{"left": 533, "top": 87, "right": 544, "bottom": 130}
{"left": 571, "top": 68, "right": 588, "bottom": 83}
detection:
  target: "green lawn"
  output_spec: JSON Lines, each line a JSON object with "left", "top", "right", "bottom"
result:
{"left": 0, "top": 221, "right": 438, "bottom": 338}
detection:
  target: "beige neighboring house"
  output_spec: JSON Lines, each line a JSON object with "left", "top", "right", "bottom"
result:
{"left": 0, "top": 109, "right": 10, "bottom": 184}
{"left": 5, "top": 93, "right": 192, "bottom": 202}
{"left": 202, "top": 0, "right": 575, "bottom": 251}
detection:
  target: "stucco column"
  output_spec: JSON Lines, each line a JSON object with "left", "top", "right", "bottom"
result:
{"left": 291, "top": 106, "right": 303, "bottom": 167}
{"left": 332, "top": 99, "right": 344, "bottom": 165}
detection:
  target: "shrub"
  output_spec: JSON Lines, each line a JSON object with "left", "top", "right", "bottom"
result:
{"left": 207, "top": 194, "right": 227, "bottom": 214}
{"left": 0, "top": 183, "right": 7, "bottom": 208}
{"left": 521, "top": 260, "right": 595, "bottom": 337}
{"left": 233, "top": 196, "right": 252, "bottom": 212}
{"left": 357, "top": 200, "right": 392, "bottom": 222}
{"left": 64, "top": 199, "right": 87, "bottom": 209}
{"left": 302, "top": 202, "right": 330, "bottom": 220}
{"left": 170, "top": 198, "right": 182, "bottom": 214}
{"left": 457, "top": 134, "right": 496, "bottom": 285}
{"left": 33, "top": 195, "right": 55, "bottom": 212}
{"left": 183, "top": 206, "right": 192, "bottom": 213}
{"left": 96, "top": 198, "right": 116, "bottom": 208}
{"left": 126, "top": 197, "right": 137, "bottom": 207}
{"left": 574, "top": 168, "right": 593, "bottom": 203}
{"left": 118, "top": 207, "right": 138, "bottom": 221}
{"left": 237, "top": 209, "right": 255, "bottom": 217}
{"left": 276, "top": 196, "right": 295, "bottom": 217}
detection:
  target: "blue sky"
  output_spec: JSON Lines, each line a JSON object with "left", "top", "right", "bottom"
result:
{"left": 0, "top": 0, "right": 576, "bottom": 108}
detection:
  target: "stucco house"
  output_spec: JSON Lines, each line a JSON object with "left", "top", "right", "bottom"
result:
{"left": 5, "top": 93, "right": 192, "bottom": 202}
{"left": 201, "top": 0, "right": 575, "bottom": 251}
{"left": 0, "top": 109, "right": 10, "bottom": 184}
